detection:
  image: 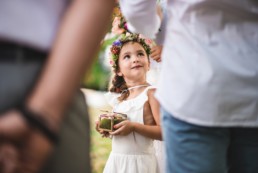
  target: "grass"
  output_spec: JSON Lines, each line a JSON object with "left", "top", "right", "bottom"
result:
{"left": 89, "top": 105, "right": 112, "bottom": 173}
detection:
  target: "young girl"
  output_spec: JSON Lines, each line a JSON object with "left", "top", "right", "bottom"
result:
{"left": 97, "top": 34, "right": 162, "bottom": 173}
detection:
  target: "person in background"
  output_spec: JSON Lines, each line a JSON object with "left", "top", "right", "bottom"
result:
{"left": 120, "top": 0, "right": 258, "bottom": 173}
{"left": 0, "top": 0, "right": 115, "bottom": 173}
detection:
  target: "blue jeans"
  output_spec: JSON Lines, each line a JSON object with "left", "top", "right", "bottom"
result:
{"left": 161, "top": 107, "right": 258, "bottom": 173}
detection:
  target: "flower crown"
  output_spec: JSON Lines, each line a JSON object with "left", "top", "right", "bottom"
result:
{"left": 112, "top": 16, "right": 129, "bottom": 35}
{"left": 109, "top": 34, "right": 151, "bottom": 69}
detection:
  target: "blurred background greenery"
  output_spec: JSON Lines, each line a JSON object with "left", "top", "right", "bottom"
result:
{"left": 82, "top": 38, "right": 115, "bottom": 172}
{"left": 82, "top": 4, "right": 121, "bottom": 91}
{"left": 88, "top": 102, "right": 112, "bottom": 173}
{"left": 82, "top": 36, "right": 116, "bottom": 91}
{"left": 81, "top": 89, "right": 113, "bottom": 173}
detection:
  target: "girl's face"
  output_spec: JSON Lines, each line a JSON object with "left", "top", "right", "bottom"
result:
{"left": 117, "top": 42, "right": 150, "bottom": 82}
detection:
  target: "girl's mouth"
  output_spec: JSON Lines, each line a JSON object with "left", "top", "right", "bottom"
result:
{"left": 131, "top": 65, "right": 143, "bottom": 69}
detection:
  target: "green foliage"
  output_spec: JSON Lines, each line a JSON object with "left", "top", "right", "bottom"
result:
{"left": 83, "top": 57, "right": 110, "bottom": 91}
{"left": 89, "top": 106, "right": 112, "bottom": 173}
{"left": 82, "top": 35, "right": 119, "bottom": 91}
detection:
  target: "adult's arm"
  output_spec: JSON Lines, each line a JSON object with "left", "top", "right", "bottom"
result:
{"left": 27, "top": 0, "right": 116, "bottom": 130}
{"left": 119, "top": 0, "right": 161, "bottom": 38}
{"left": 0, "top": 0, "right": 115, "bottom": 172}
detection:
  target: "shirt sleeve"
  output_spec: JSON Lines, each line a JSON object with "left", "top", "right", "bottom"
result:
{"left": 119, "top": 0, "right": 161, "bottom": 39}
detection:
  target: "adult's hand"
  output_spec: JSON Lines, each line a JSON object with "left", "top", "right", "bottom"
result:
{"left": 0, "top": 143, "right": 18, "bottom": 173}
{"left": 0, "top": 110, "right": 30, "bottom": 142}
{"left": 150, "top": 45, "right": 163, "bottom": 62}
{"left": 18, "top": 129, "right": 53, "bottom": 173}
{"left": 0, "top": 111, "right": 53, "bottom": 173}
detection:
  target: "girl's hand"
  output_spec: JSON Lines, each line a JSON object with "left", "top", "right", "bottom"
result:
{"left": 110, "top": 120, "right": 134, "bottom": 136}
{"left": 95, "top": 120, "right": 110, "bottom": 138}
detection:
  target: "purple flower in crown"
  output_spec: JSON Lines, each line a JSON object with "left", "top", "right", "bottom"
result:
{"left": 113, "top": 40, "right": 122, "bottom": 47}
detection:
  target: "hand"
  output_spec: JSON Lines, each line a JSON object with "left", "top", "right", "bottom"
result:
{"left": 150, "top": 45, "right": 163, "bottom": 62}
{"left": 0, "top": 143, "right": 18, "bottom": 173}
{"left": 95, "top": 120, "right": 110, "bottom": 138}
{"left": 18, "top": 129, "right": 53, "bottom": 173}
{"left": 110, "top": 120, "right": 134, "bottom": 136}
{"left": 0, "top": 110, "right": 53, "bottom": 173}
{"left": 0, "top": 110, "right": 30, "bottom": 142}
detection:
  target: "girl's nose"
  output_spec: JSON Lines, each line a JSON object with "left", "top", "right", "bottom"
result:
{"left": 132, "top": 55, "right": 139, "bottom": 63}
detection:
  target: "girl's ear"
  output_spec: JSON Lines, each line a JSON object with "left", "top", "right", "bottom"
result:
{"left": 116, "top": 68, "right": 123, "bottom": 76}
{"left": 117, "top": 71, "right": 123, "bottom": 76}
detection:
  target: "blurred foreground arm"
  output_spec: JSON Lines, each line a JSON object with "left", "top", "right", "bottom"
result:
{"left": 0, "top": 0, "right": 115, "bottom": 172}
{"left": 28, "top": 0, "right": 115, "bottom": 130}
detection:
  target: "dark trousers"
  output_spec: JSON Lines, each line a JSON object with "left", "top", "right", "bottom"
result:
{"left": 0, "top": 42, "right": 91, "bottom": 173}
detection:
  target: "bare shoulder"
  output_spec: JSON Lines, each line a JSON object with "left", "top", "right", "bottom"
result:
{"left": 147, "top": 88, "right": 157, "bottom": 100}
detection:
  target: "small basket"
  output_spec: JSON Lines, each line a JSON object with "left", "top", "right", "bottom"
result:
{"left": 98, "top": 112, "right": 127, "bottom": 132}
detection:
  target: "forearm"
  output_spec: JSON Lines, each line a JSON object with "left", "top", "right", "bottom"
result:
{"left": 27, "top": 0, "right": 115, "bottom": 128}
{"left": 132, "top": 122, "right": 162, "bottom": 140}
{"left": 120, "top": 0, "right": 161, "bottom": 38}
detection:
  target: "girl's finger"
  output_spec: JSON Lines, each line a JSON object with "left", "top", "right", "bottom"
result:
{"left": 95, "top": 121, "right": 100, "bottom": 132}
{"left": 113, "top": 121, "right": 125, "bottom": 129}
{"left": 110, "top": 128, "right": 122, "bottom": 135}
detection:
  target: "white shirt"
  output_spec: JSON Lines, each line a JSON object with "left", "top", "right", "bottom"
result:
{"left": 120, "top": 0, "right": 161, "bottom": 39}
{"left": 120, "top": 0, "right": 258, "bottom": 127}
{"left": 0, "top": 0, "right": 69, "bottom": 51}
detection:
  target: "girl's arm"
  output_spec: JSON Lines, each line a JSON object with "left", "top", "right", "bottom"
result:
{"left": 110, "top": 89, "right": 162, "bottom": 140}
{"left": 147, "top": 88, "right": 161, "bottom": 126}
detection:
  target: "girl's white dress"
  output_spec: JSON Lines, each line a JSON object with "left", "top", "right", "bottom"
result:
{"left": 103, "top": 86, "right": 160, "bottom": 173}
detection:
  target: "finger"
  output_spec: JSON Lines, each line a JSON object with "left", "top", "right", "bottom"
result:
{"left": 94, "top": 121, "right": 100, "bottom": 132}
{"left": 150, "top": 49, "right": 159, "bottom": 55}
{"left": 95, "top": 120, "right": 99, "bottom": 125}
{"left": 0, "top": 143, "right": 19, "bottom": 173}
{"left": 150, "top": 51, "right": 160, "bottom": 58}
{"left": 113, "top": 121, "right": 125, "bottom": 129}
{"left": 109, "top": 128, "right": 121, "bottom": 135}
{"left": 151, "top": 55, "right": 161, "bottom": 61}
{"left": 19, "top": 130, "right": 53, "bottom": 173}
{"left": 101, "top": 132, "right": 110, "bottom": 138}
{"left": 150, "top": 48, "right": 157, "bottom": 54}
{"left": 0, "top": 111, "right": 30, "bottom": 142}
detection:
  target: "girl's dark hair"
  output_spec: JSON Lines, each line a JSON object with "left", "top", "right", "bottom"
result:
{"left": 108, "top": 34, "right": 151, "bottom": 101}
{"left": 109, "top": 74, "right": 129, "bottom": 101}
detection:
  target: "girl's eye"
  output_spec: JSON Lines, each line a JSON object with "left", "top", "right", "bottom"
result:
{"left": 124, "top": 55, "right": 130, "bottom": 59}
{"left": 138, "top": 52, "right": 144, "bottom": 56}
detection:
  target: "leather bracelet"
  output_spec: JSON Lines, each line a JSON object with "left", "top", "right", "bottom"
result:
{"left": 18, "top": 104, "right": 59, "bottom": 144}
